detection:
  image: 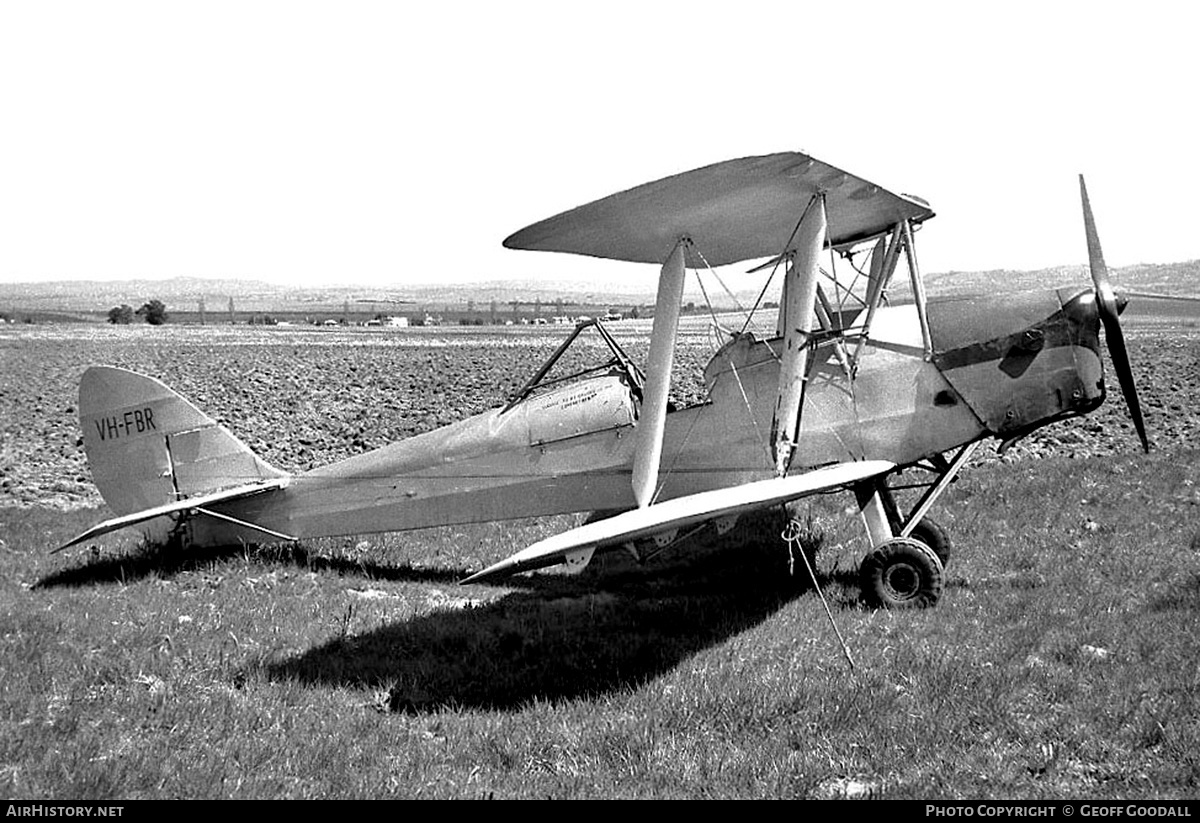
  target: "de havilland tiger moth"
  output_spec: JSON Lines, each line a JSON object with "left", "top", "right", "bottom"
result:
{"left": 58, "top": 152, "right": 1150, "bottom": 608}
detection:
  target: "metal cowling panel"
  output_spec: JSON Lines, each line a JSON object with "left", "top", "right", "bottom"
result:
{"left": 927, "top": 289, "right": 1102, "bottom": 436}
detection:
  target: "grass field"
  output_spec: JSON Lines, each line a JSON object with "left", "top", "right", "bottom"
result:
{"left": 1, "top": 320, "right": 1198, "bottom": 799}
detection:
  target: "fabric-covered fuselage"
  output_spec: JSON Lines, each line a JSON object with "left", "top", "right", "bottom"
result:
{"left": 190, "top": 288, "right": 1107, "bottom": 546}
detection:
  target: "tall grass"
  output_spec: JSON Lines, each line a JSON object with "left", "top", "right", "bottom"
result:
{"left": 2, "top": 445, "right": 1198, "bottom": 798}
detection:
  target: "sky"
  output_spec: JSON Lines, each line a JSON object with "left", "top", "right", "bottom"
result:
{"left": 2, "top": 1, "right": 1198, "bottom": 290}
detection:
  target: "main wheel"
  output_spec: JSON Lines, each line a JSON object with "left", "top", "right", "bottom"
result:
{"left": 860, "top": 538, "right": 944, "bottom": 609}
{"left": 906, "top": 517, "right": 951, "bottom": 567}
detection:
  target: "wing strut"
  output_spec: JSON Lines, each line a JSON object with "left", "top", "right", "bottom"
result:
{"left": 771, "top": 195, "right": 827, "bottom": 476}
{"left": 632, "top": 239, "right": 687, "bottom": 508}
{"left": 850, "top": 228, "right": 902, "bottom": 370}
{"left": 902, "top": 219, "right": 933, "bottom": 360}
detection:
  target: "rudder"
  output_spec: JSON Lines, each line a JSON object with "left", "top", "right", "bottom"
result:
{"left": 80, "top": 366, "right": 286, "bottom": 516}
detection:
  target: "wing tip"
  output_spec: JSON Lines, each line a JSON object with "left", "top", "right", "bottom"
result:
{"left": 459, "top": 551, "right": 565, "bottom": 585}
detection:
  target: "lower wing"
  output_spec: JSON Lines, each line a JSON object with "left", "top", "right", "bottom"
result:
{"left": 462, "top": 460, "right": 894, "bottom": 584}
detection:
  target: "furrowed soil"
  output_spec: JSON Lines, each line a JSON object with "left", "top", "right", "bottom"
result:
{"left": 2, "top": 317, "right": 1197, "bottom": 511}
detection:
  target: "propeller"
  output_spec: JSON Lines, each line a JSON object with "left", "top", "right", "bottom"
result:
{"left": 1079, "top": 175, "right": 1150, "bottom": 453}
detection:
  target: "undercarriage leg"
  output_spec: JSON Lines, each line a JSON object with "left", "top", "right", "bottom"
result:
{"left": 857, "top": 476, "right": 945, "bottom": 610}
{"left": 896, "top": 441, "right": 980, "bottom": 538}
{"left": 855, "top": 482, "right": 894, "bottom": 547}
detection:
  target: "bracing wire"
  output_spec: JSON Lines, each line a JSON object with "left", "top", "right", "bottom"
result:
{"left": 726, "top": 353, "right": 774, "bottom": 470}
{"left": 691, "top": 245, "right": 762, "bottom": 338}
{"left": 687, "top": 248, "right": 726, "bottom": 337}
{"left": 739, "top": 196, "right": 819, "bottom": 336}
{"left": 741, "top": 255, "right": 786, "bottom": 337}
{"left": 655, "top": 250, "right": 769, "bottom": 500}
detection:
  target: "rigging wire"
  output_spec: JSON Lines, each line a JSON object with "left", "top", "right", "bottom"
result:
{"left": 655, "top": 251, "right": 771, "bottom": 500}
{"left": 739, "top": 197, "right": 816, "bottom": 336}
{"left": 740, "top": 254, "right": 786, "bottom": 337}
{"left": 687, "top": 247, "right": 727, "bottom": 337}
{"left": 650, "top": 387, "right": 707, "bottom": 506}
{"left": 725, "top": 350, "right": 774, "bottom": 470}
{"left": 691, "top": 245, "right": 763, "bottom": 339}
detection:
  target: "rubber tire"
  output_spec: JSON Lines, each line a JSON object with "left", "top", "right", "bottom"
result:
{"left": 860, "top": 537, "right": 944, "bottom": 609}
{"left": 907, "top": 518, "right": 951, "bottom": 567}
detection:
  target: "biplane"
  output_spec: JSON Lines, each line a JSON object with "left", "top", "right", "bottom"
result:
{"left": 59, "top": 152, "right": 1148, "bottom": 608}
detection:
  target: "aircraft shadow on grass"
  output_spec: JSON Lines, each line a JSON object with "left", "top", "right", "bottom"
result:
{"left": 39, "top": 514, "right": 853, "bottom": 712}
{"left": 34, "top": 540, "right": 466, "bottom": 589}
{"left": 261, "top": 515, "right": 833, "bottom": 714}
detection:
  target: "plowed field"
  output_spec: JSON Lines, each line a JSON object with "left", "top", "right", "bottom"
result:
{"left": 2, "top": 317, "right": 1197, "bottom": 512}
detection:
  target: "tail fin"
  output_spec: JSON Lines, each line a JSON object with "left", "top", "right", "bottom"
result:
{"left": 80, "top": 366, "right": 286, "bottom": 516}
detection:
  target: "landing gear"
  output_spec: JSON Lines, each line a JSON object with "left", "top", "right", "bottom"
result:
{"left": 854, "top": 443, "right": 977, "bottom": 607}
{"left": 860, "top": 537, "right": 944, "bottom": 609}
{"left": 906, "top": 517, "right": 951, "bottom": 567}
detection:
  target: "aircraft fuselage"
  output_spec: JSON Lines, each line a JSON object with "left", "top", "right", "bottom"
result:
{"left": 189, "top": 287, "right": 1106, "bottom": 547}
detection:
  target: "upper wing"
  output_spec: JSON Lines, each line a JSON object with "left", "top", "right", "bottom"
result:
{"left": 503, "top": 152, "right": 933, "bottom": 267}
{"left": 461, "top": 460, "right": 894, "bottom": 584}
{"left": 55, "top": 478, "right": 290, "bottom": 552}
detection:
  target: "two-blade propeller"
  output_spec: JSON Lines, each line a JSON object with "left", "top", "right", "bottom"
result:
{"left": 1080, "top": 175, "right": 1151, "bottom": 453}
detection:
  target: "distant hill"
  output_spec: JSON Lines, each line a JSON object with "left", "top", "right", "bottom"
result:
{"left": 0, "top": 275, "right": 749, "bottom": 319}
{"left": 0, "top": 276, "right": 662, "bottom": 312}
{"left": 915, "top": 260, "right": 1200, "bottom": 298}
{"left": 0, "top": 277, "right": 291, "bottom": 312}
{"left": 3, "top": 261, "right": 1198, "bottom": 320}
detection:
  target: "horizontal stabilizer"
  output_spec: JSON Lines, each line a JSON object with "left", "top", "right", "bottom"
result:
{"left": 55, "top": 478, "right": 290, "bottom": 552}
{"left": 462, "top": 460, "right": 894, "bottom": 584}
